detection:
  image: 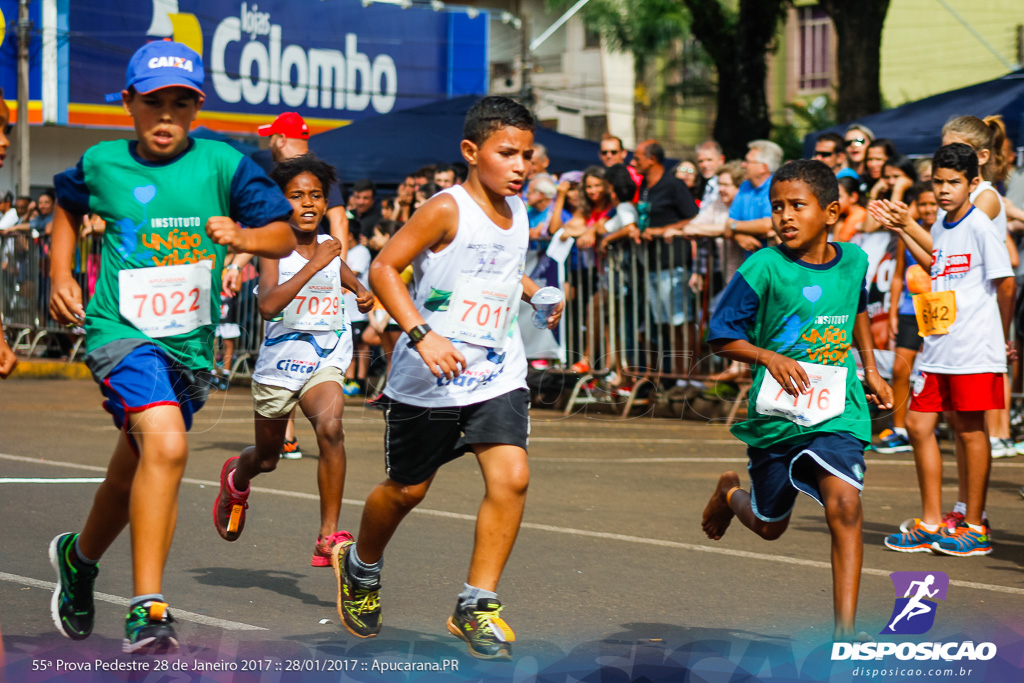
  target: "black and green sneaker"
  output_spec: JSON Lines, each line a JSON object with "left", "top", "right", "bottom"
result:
{"left": 331, "top": 541, "right": 381, "bottom": 638}
{"left": 49, "top": 532, "right": 98, "bottom": 640}
{"left": 123, "top": 601, "right": 178, "bottom": 654}
{"left": 446, "top": 598, "right": 515, "bottom": 660}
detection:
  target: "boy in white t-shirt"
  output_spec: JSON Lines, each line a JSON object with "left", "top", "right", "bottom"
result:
{"left": 873, "top": 143, "right": 1015, "bottom": 557}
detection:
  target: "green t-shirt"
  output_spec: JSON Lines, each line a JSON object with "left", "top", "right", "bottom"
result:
{"left": 708, "top": 243, "right": 871, "bottom": 448}
{"left": 53, "top": 138, "right": 292, "bottom": 371}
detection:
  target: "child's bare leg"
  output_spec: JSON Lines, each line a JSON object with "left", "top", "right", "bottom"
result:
{"left": 818, "top": 471, "right": 863, "bottom": 641}
{"left": 950, "top": 410, "right": 968, "bottom": 507}
{"left": 300, "top": 381, "right": 347, "bottom": 537}
{"left": 891, "top": 348, "right": 916, "bottom": 429}
{"left": 76, "top": 431, "right": 139, "bottom": 561}
{"left": 906, "top": 410, "right": 943, "bottom": 525}
{"left": 355, "top": 475, "right": 435, "bottom": 564}
{"left": 952, "top": 410, "right": 989, "bottom": 526}
{"left": 702, "top": 471, "right": 789, "bottom": 541}
{"left": 232, "top": 413, "right": 289, "bottom": 491}
{"left": 223, "top": 339, "right": 235, "bottom": 375}
{"left": 467, "top": 444, "right": 529, "bottom": 591}
{"left": 284, "top": 409, "right": 297, "bottom": 442}
{"left": 125, "top": 406, "right": 190, "bottom": 597}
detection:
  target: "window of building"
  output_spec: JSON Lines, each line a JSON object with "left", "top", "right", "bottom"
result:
{"left": 798, "top": 6, "right": 831, "bottom": 92}
{"left": 584, "top": 26, "right": 601, "bottom": 50}
{"left": 584, "top": 115, "right": 607, "bottom": 142}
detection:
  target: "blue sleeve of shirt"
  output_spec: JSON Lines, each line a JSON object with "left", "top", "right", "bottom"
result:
{"left": 858, "top": 287, "right": 867, "bottom": 313}
{"left": 229, "top": 156, "right": 295, "bottom": 227}
{"left": 708, "top": 272, "right": 761, "bottom": 343}
{"left": 53, "top": 159, "right": 92, "bottom": 216}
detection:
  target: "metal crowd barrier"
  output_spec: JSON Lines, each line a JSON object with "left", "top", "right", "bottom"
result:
{"left": 2, "top": 232, "right": 728, "bottom": 418}
{"left": 529, "top": 234, "right": 728, "bottom": 416}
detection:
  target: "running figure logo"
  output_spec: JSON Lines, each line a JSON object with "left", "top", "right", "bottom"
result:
{"left": 881, "top": 571, "right": 949, "bottom": 635}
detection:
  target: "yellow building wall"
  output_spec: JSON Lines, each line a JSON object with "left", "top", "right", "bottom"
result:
{"left": 880, "top": 0, "right": 1022, "bottom": 106}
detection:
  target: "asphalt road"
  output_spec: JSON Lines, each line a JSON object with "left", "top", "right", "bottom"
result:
{"left": 2, "top": 379, "right": 1024, "bottom": 682}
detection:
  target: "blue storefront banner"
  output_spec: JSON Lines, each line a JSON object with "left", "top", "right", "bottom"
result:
{"left": 3, "top": 0, "right": 489, "bottom": 131}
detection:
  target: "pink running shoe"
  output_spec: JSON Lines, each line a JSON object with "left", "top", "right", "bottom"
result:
{"left": 312, "top": 531, "right": 355, "bottom": 567}
{"left": 213, "top": 457, "right": 250, "bottom": 542}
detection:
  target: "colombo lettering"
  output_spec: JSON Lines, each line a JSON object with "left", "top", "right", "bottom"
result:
{"left": 212, "top": 2, "right": 397, "bottom": 113}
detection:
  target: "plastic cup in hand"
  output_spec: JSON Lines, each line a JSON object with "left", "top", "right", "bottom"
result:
{"left": 531, "top": 287, "right": 563, "bottom": 329}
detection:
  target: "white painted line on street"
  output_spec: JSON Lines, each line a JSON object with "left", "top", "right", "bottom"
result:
{"left": 4, "top": 452, "right": 1024, "bottom": 598}
{"left": 0, "top": 572, "right": 266, "bottom": 631}
{"left": 0, "top": 477, "right": 105, "bottom": 484}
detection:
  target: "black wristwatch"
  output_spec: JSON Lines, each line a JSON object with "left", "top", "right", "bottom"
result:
{"left": 407, "top": 324, "right": 432, "bottom": 347}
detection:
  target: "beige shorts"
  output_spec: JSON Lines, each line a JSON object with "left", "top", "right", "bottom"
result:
{"left": 252, "top": 366, "right": 346, "bottom": 418}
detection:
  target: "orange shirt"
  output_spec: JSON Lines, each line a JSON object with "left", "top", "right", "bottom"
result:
{"left": 835, "top": 205, "right": 867, "bottom": 242}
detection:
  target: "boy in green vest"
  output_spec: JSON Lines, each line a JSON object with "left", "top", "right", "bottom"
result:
{"left": 47, "top": 41, "right": 295, "bottom": 654}
{"left": 700, "top": 159, "right": 892, "bottom": 641}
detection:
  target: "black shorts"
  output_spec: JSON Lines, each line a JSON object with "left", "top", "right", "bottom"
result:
{"left": 895, "top": 313, "right": 922, "bottom": 352}
{"left": 382, "top": 389, "right": 530, "bottom": 485}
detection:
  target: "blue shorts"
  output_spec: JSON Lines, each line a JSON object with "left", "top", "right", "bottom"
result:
{"left": 99, "top": 345, "right": 208, "bottom": 454}
{"left": 747, "top": 432, "right": 866, "bottom": 522}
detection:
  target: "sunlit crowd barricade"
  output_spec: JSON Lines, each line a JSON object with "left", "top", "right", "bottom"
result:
{"left": 1, "top": 232, "right": 734, "bottom": 417}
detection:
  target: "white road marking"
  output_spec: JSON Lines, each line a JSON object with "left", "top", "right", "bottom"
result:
{"left": 0, "top": 477, "right": 105, "bottom": 484}
{"left": 3, "top": 452, "right": 1023, "bottom": 598}
{"left": 0, "top": 572, "right": 265, "bottom": 631}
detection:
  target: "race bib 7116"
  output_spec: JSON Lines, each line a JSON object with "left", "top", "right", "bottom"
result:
{"left": 755, "top": 361, "right": 847, "bottom": 427}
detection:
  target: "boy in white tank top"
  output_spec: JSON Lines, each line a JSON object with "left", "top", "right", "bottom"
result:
{"left": 213, "top": 154, "right": 372, "bottom": 568}
{"left": 331, "top": 97, "right": 562, "bottom": 660}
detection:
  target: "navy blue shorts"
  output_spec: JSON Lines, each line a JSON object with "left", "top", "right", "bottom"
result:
{"left": 99, "top": 345, "right": 208, "bottom": 454}
{"left": 747, "top": 432, "right": 867, "bottom": 522}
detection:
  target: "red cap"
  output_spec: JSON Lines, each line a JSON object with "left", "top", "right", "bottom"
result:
{"left": 258, "top": 112, "right": 309, "bottom": 140}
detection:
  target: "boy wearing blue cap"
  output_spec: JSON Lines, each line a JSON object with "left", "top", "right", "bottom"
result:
{"left": 46, "top": 41, "right": 296, "bottom": 654}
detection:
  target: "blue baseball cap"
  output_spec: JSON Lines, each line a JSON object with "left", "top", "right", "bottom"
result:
{"left": 125, "top": 41, "right": 205, "bottom": 97}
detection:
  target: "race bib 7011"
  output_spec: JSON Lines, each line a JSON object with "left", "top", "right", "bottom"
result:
{"left": 444, "top": 276, "right": 522, "bottom": 349}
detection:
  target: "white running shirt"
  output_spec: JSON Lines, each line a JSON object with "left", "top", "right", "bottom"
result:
{"left": 252, "top": 235, "right": 353, "bottom": 390}
{"left": 384, "top": 185, "right": 529, "bottom": 408}
{"left": 920, "top": 206, "right": 1013, "bottom": 374}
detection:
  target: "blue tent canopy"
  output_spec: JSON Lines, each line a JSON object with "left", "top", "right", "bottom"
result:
{"left": 804, "top": 71, "right": 1024, "bottom": 158}
{"left": 308, "top": 95, "right": 604, "bottom": 185}
{"left": 190, "top": 127, "right": 260, "bottom": 156}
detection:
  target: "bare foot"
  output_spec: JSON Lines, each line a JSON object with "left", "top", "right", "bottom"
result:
{"left": 702, "top": 471, "right": 741, "bottom": 540}
{"left": 834, "top": 629, "right": 873, "bottom": 643}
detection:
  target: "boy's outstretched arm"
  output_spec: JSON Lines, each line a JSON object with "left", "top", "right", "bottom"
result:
{"left": 49, "top": 203, "right": 86, "bottom": 325}
{"left": 206, "top": 217, "right": 295, "bottom": 259}
{"left": 369, "top": 193, "right": 465, "bottom": 379}
{"left": 852, "top": 310, "right": 894, "bottom": 409}
{"left": 710, "top": 338, "right": 809, "bottom": 398}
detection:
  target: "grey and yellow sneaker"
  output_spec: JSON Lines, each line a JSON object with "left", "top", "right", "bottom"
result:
{"left": 446, "top": 598, "right": 515, "bottom": 660}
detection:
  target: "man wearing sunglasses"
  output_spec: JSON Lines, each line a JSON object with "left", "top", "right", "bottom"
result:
{"left": 600, "top": 134, "right": 642, "bottom": 201}
{"left": 814, "top": 133, "right": 859, "bottom": 181}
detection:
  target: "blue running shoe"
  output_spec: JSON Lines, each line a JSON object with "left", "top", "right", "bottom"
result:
{"left": 931, "top": 523, "right": 992, "bottom": 557}
{"left": 874, "top": 429, "right": 913, "bottom": 454}
{"left": 884, "top": 520, "right": 945, "bottom": 553}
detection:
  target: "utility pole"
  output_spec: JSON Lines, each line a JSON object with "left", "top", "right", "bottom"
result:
{"left": 517, "top": 0, "right": 533, "bottom": 112}
{"left": 17, "top": 0, "right": 31, "bottom": 198}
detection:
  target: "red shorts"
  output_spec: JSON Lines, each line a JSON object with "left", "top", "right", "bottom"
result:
{"left": 909, "top": 371, "right": 1004, "bottom": 413}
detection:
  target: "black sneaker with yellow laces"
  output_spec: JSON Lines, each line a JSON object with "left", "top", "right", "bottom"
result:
{"left": 446, "top": 598, "right": 515, "bottom": 660}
